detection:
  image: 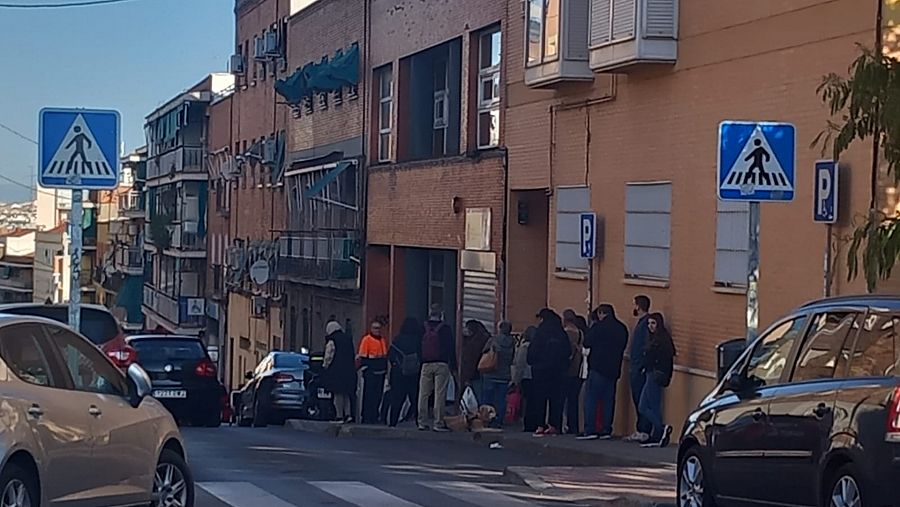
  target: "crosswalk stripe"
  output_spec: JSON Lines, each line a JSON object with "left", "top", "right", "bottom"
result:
{"left": 198, "top": 482, "right": 297, "bottom": 507}
{"left": 310, "top": 481, "right": 421, "bottom": 507}
{"left": 423, "top": 481, "right": 538, "bottom": 506}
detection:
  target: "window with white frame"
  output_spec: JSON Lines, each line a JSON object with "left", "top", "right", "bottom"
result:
{"left": 714, "top": 200, "right": 749, "bottom": 287}
{"left": 526, "top": 0, "right": 560, "bottom": 67}
{"left": 555, "top": 186, "right": 590, "bottom": 272}
{"left": 624, "top": 182, "right": 671, "bottom": 281}
{"left": 477, "top": 27, "right": 501, "bottom": 149}
{"left": 376, "top": 65, "right": 393, "bottom": 162}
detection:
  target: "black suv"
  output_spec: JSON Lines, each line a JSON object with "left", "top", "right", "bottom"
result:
{"left": 679, "top": 296, "right": 900, "bottom": 507}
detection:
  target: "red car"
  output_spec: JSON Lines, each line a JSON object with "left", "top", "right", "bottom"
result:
{"left": 0, "top": 303, "right": 137, "bottom": 368}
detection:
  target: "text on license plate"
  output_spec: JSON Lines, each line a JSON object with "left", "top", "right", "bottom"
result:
{"left": 153, "top": 389, "right": 187, "bottom": 399}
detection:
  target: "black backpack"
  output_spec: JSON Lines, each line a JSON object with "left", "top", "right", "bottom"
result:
{"left": 392, "top": 344, "right": 421, "bottom": 376}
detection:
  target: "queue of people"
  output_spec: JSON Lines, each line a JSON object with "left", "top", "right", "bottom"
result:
{"left": 316, "top": 294, "right": 676, "bottom": 447}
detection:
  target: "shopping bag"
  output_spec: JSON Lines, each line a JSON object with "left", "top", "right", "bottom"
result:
{"left": 445, "top": 375, "right": 456, "bottom": 403}
{"left": 477, "top": 349, "right": 498, "bottom": 374}
{"left": 460, "top": 385, "right": 479, "bottom": 418}
{"left": 505, "top": 386, "right": 522, "bottom": 424}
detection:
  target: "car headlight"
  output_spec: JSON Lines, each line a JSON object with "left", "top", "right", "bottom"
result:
{"left": 300, "top": 347, "right": 309, "bottom": 355}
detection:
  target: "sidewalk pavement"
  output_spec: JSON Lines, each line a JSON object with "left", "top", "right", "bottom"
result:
{"left": 287, "top": 420, "right": 678, "bottom": 506}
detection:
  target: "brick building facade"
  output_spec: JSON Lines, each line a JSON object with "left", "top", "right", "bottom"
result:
{"left": 504, "top": 0, "right": 878, "bottom": 432}
{"left": 364, "top": 0, "right": 508, "bottom": 343}
{"left": 277, "top": 0, "right": 367, "bottom": 354}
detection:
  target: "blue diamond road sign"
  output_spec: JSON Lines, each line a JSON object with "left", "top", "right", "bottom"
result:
{"left": 38, "top": 108, "right": 120, "bottom": 190}
{"left": 717, "top": 121, "right": 795, "bottom": 202}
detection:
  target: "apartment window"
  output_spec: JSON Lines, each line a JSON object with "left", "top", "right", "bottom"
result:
{"left": 376, "top": 65, "right": 393, "bottom": 162}
{"left": 624, "top": 182, "right": 671, "bottom": 281}
{"left": 526, "top": 0, "right": 560, "bottom": 67}
{"left": 428, "top": 252, "right": 445, "bottom": 311}
{"left": 555, "top": 186, "right": 590, "bottom": 272}
{"left": 715, "top": 200, "right": 749, "bottom": 287}
{"left": 251, "top": 37, "right": 259, "bottom": 81}
{"left": 403, "top": 38, "right": 462, "bottom": 160}
{"left": 477, "top": 27, "right": 501, "bottom": 149}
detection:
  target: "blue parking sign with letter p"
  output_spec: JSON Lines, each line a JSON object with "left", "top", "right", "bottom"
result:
{"left": 580, "top": 213, "right": 596, "bottom": 259}
{"left": 813, "top": 160, "right": 838, "bottom": 223}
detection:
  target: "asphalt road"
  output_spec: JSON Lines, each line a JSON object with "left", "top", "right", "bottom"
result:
{"left": 184, "top": 425, "right": 593, "bottom": 507}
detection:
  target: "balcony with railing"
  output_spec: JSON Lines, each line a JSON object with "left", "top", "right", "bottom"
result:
{"left": 119, "top": 190, "right": 144, "bottom": 218}
{"left": 143, "top": 284, "right": 204, "bottom": 329}
{"left": 146, "top": 146, "right": 206, "bottom": 181}
{"left": 277, "top": 231, "right": 360, "bottom": 290}
{"left": 115, "top": 247, "right": 143, "bottom": 276}
{"left": 0, "top": 266, "right": 33, "bottom": 292}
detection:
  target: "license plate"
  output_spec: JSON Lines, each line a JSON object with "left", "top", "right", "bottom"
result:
{"left": 153, "top": 389, "right": 187, "bottom": 399}
{"left": 317, "top": 388, "right": 332, "bottom": 399}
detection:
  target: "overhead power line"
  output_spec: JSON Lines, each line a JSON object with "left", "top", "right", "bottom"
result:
{"left": 0, "top": 121, "right": 37, "bottom": 145}
{"left": 0, "top": 0, "right": 138, "bottom": 8}
{"left": 0, "top": 173, "right": 57, "bottom": 198}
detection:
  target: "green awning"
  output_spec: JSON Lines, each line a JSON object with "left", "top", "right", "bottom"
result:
{"left": 275, "top": 43, "right": 360, "bottom": 105}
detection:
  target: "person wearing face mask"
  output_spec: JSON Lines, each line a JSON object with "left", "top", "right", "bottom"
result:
{"left": 625, "top": 295, "right": 654, "bottom": 443}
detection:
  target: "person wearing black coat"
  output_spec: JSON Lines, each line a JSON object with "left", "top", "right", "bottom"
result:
{"left": 387, "top": 317, "right": 422, "bottom": 426}
{"left": 578, "top": 304, "right": 629, "bottom": 440}
{"left": 527, "top": 308, "right": 571, "bottom": 436}
{"left": 322, "top": 321, "right": 357, "bottom": 422}
{"left": 638, "top": 312, "right": 676, "bottom": 448}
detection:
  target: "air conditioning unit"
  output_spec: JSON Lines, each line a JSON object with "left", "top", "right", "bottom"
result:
{"left": 230, "top": 54, "right": 245, "bottom": 75}
{"left": 264, "top": 30, "right": 280, "bottom": 56}
{"left": 263, "top": 138, "right": 276, "bottom": 164}
{"left": 254, "top": 36, "right": 267, "bottom": 61}
{"left": 251, "top": 296, "right": 268, "bottom": 318}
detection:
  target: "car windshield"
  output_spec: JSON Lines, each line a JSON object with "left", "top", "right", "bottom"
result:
{"left": 131, "top": 339, "right": 206, "bottom": 368}
{"left": 0, "top": 306, "right": 118, "bottom": 346}
{"left": 274, "top": 354, "right": 306, "bottom": 369}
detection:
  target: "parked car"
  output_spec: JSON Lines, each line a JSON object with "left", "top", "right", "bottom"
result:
{"left": 237, "top": 351, "right": 311, "bottom": 427}
{"left": 0, "top": 303, "right": 137, "bottom": 369}
{"left": 126, "top": 334, "right": 225, "bottom": 427}
{"left": 0, "top": 313, "right": 193, "bottom": 507}
{"left": 678, "top": 295, "right": 900, "bottom": 507}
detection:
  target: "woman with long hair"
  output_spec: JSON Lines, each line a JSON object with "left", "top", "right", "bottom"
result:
{"left": 638, "top": 312, "right": 676, "bottom": 448}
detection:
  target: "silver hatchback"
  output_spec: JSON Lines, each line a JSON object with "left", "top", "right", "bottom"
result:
{"left": 0, "top": 314, "right": 193, "bottom": 507}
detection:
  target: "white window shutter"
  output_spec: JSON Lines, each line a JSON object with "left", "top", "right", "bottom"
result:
{"left": 590, "top": 0, "right": 611, "bottom": 46}
{"left": 644, "top": 0, "right": 676, "bottom": 37}
{"left": 611, "top": 0, "right": 636, "bottom": 40}
{"left": 567, "top": 0, "right": 591, "bottom": 60}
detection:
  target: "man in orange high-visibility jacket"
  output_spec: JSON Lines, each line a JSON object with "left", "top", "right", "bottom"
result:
{"left": 358, "top": 320, "right": 388, "bottom": 424}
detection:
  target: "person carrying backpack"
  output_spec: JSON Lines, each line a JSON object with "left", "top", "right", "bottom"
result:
{"left": 418, "top": 304, "right": 457, "bottom": 432}
{"left": 528, "top": 308, "right": 572, "bottom": 437}
{"left": 480, "top": 321, "right": 515, "bottom": 428}
{"left": 388, "top": 317, "right": 423, "bottom": 427}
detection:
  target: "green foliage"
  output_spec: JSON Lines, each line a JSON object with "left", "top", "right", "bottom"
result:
{"left": 816, "top": 45, "right": 900, "bottom": 291}
{"left": 149, "top": 214, "right": 172, "bottom": 250}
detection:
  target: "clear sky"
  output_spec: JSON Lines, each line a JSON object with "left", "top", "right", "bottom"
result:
{"left": 0, "top": 0, "right": 234, "bottom": 202}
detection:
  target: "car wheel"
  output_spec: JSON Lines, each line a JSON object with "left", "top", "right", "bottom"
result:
{"left": 153, "top": 449, "right": 194, "bottom": 507}
{"left": 678, "top": 448, "right": 714, "bottom": 507}
{"left": 204, "top": 413, "right": 222, "bottom": 428}
{"left": 252, "top": 398, "right": 268, "bottom": 427}
{"left": 0, "top": 462, "right": 39, "bottom": 507}
{"left": 827, "top": 464, "right": 865, "bottom": 507}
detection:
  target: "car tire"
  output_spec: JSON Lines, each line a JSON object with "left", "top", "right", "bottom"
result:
{"left": 153, "top": 449, "right": 194, "bottom": 507}
{"left": 678, "top": 448, "right": 714, "bottom": 507}
{"left": 252, "top": 398, "right": 268, "bottom": 428}
{"left": 0, "top": 462, "right": 39, "bottom": 507}
{"left": 825, "top": 463, "right": 866, "bottom": 507}
{"left": 204, "top": 413, "right": 222, "bottom": 428}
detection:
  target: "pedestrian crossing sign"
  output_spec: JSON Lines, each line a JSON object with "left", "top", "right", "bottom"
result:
{"left": 718, "top": 121, "right": 795, "bottom": 202}
{"left": 38, "top": 108, "right": 120, "bottom": 190}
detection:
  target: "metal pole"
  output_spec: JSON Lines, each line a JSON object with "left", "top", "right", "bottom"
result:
{"left": 824, "top": 224, "right": 833, "bottom": 297}
{"left": 746, "top": 201, "right": 760, "bottom": 346}
{"left": 69, "top": 189, "right": 83, "bottom": 332}
{"left": 587, "top": 259, "right": 594, "bottom": 316}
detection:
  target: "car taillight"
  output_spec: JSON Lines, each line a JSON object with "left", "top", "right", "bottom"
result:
{"left": 887, "top": 387, "right": 900, "bottom": 442}
{"left": 274, "top": 373, "right": 294, "bottom": 383}
{"left": 195, "top": 359, "right": 217, "bottom": 378}
{"left": 107, "top": 346, "right": 137, "bottom": 368}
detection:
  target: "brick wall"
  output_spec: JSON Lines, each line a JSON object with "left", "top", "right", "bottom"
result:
{"left": 286, "top": 0, "right": 366, "bottom": 154}
{"left": 367, "top": 155, "right": 505, "bottom": 251}
{"left": 207, "top": 97, "right": 232, "bottom": 297}
{"left": 504, "top": 0, "right": 875, "bottom": 374}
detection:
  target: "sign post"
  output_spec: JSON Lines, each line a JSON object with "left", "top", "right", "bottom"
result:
{"left": 814, "top": 160, "right": 839, "bottom": 297}
{"left": 580, "top": 212, "right": 597, "bottom": 315}
{"left": 718, "top": 121, "right": 796, "bottom": 345}
{"left": 39, "top": 108, "right": 120, "bottom": 332}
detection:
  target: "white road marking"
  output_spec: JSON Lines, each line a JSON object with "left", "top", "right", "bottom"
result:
{"left": 423, "top": 481, "right": 538, "bottom": 506}
{"left": 310, "top": 481, "right": 422, "bottom": 507}
{"left": 198, "top": 482, "right": 297, "bottom": 507}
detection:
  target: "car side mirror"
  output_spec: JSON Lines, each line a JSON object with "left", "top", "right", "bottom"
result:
{"left": 126, "top": 363, "right": 152, "bottom": 408}
{"left": 724, "top": 372, "right": 747, "bottom": 393}
{"left": 245, "top": 371, "right": 254, "bottom": 381}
